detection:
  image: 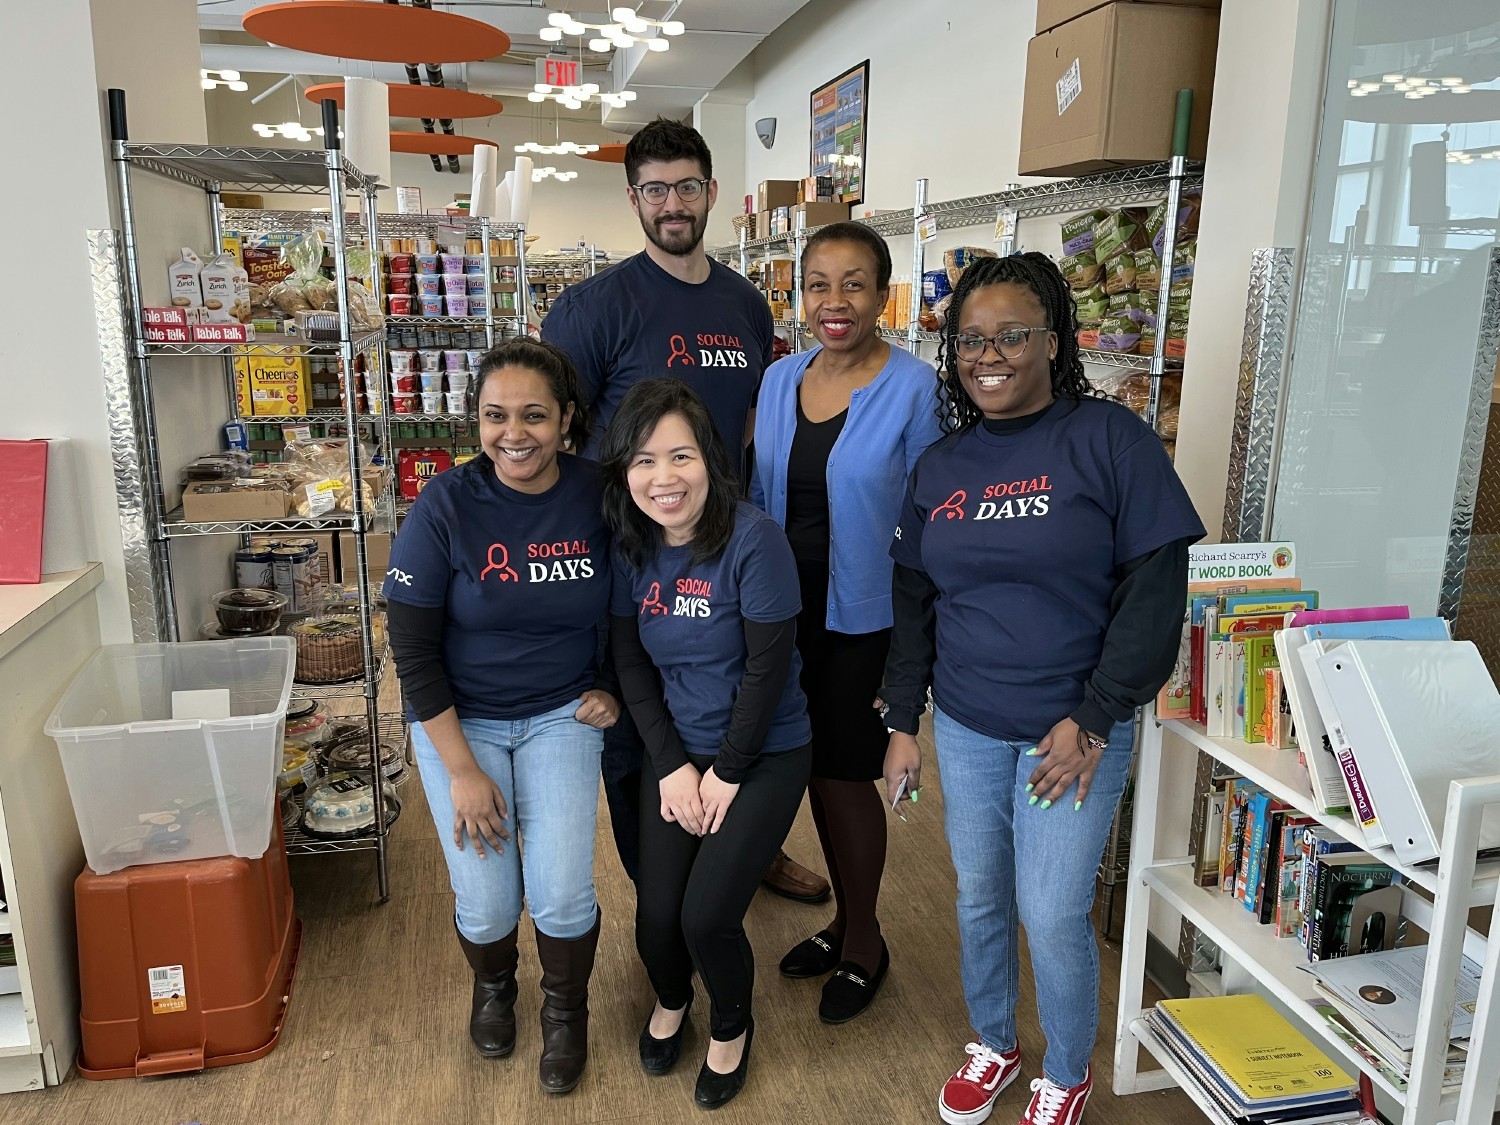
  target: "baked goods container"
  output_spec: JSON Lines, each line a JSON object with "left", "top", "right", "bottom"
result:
{"left": 45, "top": 638, "right": 296, "bottom": 874}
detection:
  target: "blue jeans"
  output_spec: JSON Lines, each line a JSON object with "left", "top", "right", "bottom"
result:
{"left": 934, "top": 706, "right": 1134, "bottom": 1089}
{"left": 413, "top": 700, "right": 604, "bottom": 944}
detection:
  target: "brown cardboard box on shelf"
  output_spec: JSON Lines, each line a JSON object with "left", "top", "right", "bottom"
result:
{"left": 793, "top": 202, "right": 850, "bottom": 230}
{"left": 757, "top": 179, "right": 801, "bottom": 211}
{"left": 1035, "top": 0, "right": 1217, "bottom": 34}
{"left": 1018, "top": 3, "right": 1218, "bottom": 178}
{"left": 771, "top": 207, "right": 791, "bottom": 236}
{"left": 181, "top": 481, "right": 289, "bottom": 523}
{"left": 768, "top": 259, "right": 795, "bottom": 292}
{"left": 220, "top": 192, "right": 265, "bottom": 209}
{"left": 800, "top": 175, "right": 835, "bottom": 203}
{"left": 755, "top": 210, "right": 773, "bottom": 239}
{"left": 338, "top": 531, "right": 392, "bottom": 584}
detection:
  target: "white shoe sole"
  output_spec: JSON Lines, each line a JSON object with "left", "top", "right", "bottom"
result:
{"left": 937, "top": 1064, "right": 1020, "bottom": 1125}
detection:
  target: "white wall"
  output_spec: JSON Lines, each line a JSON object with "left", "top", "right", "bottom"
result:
{"left": 0, "top": 0, "right": 124, "bottom": 639}
{"left": 204, "top": 83, "right": 647, "bottom": 254}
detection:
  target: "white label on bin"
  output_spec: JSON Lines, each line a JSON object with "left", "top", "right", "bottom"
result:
{"left": 149, "top": 964, "right": 187, "bottom": 1014}
{"left": 1057, "top": 59, "right": 1082, "bottom": 116}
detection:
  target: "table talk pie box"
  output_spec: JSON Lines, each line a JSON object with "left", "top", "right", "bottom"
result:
{"left": 141, "top": 306, "right": 200, "bottom": 343}
{"left": 190, "top": 321, "right": 256, "bottom": 344}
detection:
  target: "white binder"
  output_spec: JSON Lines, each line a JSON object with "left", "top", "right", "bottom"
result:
{"left": 1316, "top": 640, "right": 1500, "bottom": 866}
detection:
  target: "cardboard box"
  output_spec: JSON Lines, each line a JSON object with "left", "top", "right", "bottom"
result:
{"left": 1036, "top": 0, "right": 1218, "bottom": 34}
{"left": 767, "top": 259, "right": 795, "bottom": 293}
{"left": 800, "top": 175, "right": 835, "bottom": 204}
{"left": 756, "top": 179, "right": 800, "bottom": 212}
{"left": 221, "top": 192, "right": 265, "bottom": 209}
{"left": 793, "top": 202, "right": 850, "bottom": 230}
{"left": 145, "top": 324, "right": 192, "bottom": 344}
{"left": 771, "top": 206, "right": 791, "bottom": 236}
{"left": 1019, "top": 3, "right": 1218, "bottom": 178}
{"left": 755, "top": 210, "right": 772, "bottom": 239}
{"left": 191, "top": 322, "right": 255, "bottom": 344}
{"left": 339, "top": 531, "right": 392, "bottom": 584}
{"left": 181, "top": 481, "right": 289, "bottom": 523}
{"left": 234, "top": 355, "right": 312, "bottom": 417}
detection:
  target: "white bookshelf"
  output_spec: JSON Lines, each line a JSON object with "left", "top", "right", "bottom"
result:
{"left": 1112, "top": 709, "right": 1500, "bottom": 1125}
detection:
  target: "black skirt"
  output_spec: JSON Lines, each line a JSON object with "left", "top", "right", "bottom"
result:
{"left": 795, "top": 558, "right": 892, "bottom": 782}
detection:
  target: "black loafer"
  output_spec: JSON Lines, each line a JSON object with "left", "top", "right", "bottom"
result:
{"left": 694, "top": 1019, "right": 754, "bottom": 1110}
{"left": 639, "top": 997, "right": 692, "bottom": 1076}
{"left": 819, "top": 941, "right": 889, "bottom": 1025}
{"left": 778, "top": 929, "right": 843, "bottom": 979}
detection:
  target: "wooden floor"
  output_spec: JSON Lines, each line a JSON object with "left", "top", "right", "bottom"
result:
{"left": 0, "top": 719, "right": 1193, "bottom": 1125}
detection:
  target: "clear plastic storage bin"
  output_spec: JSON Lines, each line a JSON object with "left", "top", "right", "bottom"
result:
{"left": 45, "top": 638, "right": 296, "bottom": 874}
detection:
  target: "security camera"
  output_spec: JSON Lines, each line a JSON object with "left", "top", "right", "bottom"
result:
{"left": 755, "top": 117, "right": 777, "bottom": 149}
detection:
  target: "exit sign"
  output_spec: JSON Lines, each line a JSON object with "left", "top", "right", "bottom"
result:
{"left": 536, "top": 57, "right": 580, "bottom": 89}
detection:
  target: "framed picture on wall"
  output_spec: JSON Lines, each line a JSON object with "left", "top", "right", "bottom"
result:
{"left": 810, "top": 60, "right": 868, "bottom": 206}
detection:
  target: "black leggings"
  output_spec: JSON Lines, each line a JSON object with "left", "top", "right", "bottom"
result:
{"left": 636, "top": 745, "right": 812, "bottom": 1041}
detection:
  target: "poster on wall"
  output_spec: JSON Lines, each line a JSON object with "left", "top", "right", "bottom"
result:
{"left": 810, "top": 60, "right": 868, "bottom": 206}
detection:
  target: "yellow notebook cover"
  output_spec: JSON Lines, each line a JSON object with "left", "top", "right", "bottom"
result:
{"left": 1157, "top": 995, "right": 1354, "bottom": 1102}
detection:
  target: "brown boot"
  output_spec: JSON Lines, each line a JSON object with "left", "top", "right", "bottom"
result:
{"left": 534, "top": 911, "right": 600, "bottom": 1094}
{"left": 762, "top": 850, "right": 831, "bottom": 904}
{"left": 455, "top": 923, "right": 519, "bottom": 1058}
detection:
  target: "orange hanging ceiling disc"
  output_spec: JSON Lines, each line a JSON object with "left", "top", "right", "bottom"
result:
{"left": 305, "top": 82, "right": 501, "bottom": 120}
{"left": 389, "top": 131, "right": 498, "bottom": 156}
{"left": 579, "top": 143, "right": 627, "bottom": 164}
{"left": 244, "top": 2, "right": 510, "bottom": 64}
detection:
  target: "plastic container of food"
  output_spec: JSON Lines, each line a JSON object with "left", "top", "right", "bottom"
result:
{"left": 418, "top": 295, "right": 443, "bottom": 317}
{"left": 416, "top": 274, "right": 442, "bottom": 297}
{"left": 445, "top": 391, "right": 467, "bottom": 414}
{"left": 391, "top": 392, "right": 418, "bottom": 414}
{"left": 442, "top": 274, "right": 467, "bottom": 296}
{"left": 445, "top": 295, "right": 469, "bottom": 317}
{"left": 419, "top": 372, "right": 445, "bottom": 394}
{"left": 387, "top": 294, "right": 412, "bottom": 316}
{"left": 444, "top": 349, "right": 468, "bottom": 370}
{"left": 440, "top": 253, "right": 465, "bottom": 274}
{"left": 284, "top": 698, "right": 330, "bottom": 746}
{"left": 418, "top": 349, "right": 443, "bottom": 372}
{"left": 387, "top": 273, "right": 413, "bottom": 295}
{"left": 464, "top": 254, "right": 486, "bottom": 274}
{"left": 421, "top": 390, "right": 444, "bottom": 415}
{"left": 415, "top": 254, "right": 439, "bottom": 275}
{"left": 388, "top": 349, "right": 418, "bottom": 373}
{"left": 389, "top": 372, "right": 417, "bottom": 394}
{"left": 212, "top": 588, "right": 288, "bottom": 634}
{"left": 447, "top": 372, "right": 471, "bottom": 396}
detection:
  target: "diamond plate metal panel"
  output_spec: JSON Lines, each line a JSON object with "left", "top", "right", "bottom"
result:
{"left": 1222, "top": 248, "right": 1296, "bottom": 541}
{"left": 89, "top": 228, "right": 160, "bottom": 642}
{"left": 1442, "top": 246, "right": 1500, "bottom": 636}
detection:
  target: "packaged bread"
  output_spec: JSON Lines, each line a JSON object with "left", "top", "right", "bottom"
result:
{"left": 1077, "top": 326, "right": 1100, "bottom": 350}
{"left": 268, "top": 232, "right": 337, "bottom": 315}
{"left": 1073, "top": 282, "right": 1108, "bottom": 326}
{"left": 1060, "top": 250, "right": 1103, "bottom": 290}
{"left": 1103, "top": 254, "right": 1138, "bottom": 296}
{"left": 1107, "top": 290, "right": 1148, "bottom": 326}
{"left": 1146, "top": 193, "right": 1202, "bottom": 256}
{"left": 1096, "top": 315, "right": 1142, "bottom": 353}
{"left": 1114, "top": 371, "right": 1182, "bottom": 416}
{"left": 1061, "top": 210, "right": 1109, "bottom": 257}
{"left": 1140, "top": 314, "right": 1189, "bottom": 360}
{"left": 1172, "top": 240, "right": 1197, "bottom": 285}
{"left": 943, "top": 246, "right": 997, "bottom": 288}
{"left": 1093, "top": 209, "right": 1150, "bottom": 264}
{"left": 1133, "top": 250, "right": 1161, "bottom": 292}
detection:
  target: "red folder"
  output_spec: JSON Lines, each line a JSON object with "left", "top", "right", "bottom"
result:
{"left": 0, "top": 439, "right": 48, "bottom": 584}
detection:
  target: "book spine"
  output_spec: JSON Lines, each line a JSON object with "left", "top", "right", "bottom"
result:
{"left": 1242, "top": 794, "right": 1270, "bottom": 910}
{"left": 1197, "top": 783, "right": 1227, "bottom": 888}
{"left": 1218, "top": 778, "right": 1240, "bottom": 894}
{"left": 1189, "top": 619, "right": 1206, "bottom": 723}
{"left": 1308, "top": 855, "right": 1330, "bottom": 960}
{"left": 1258, "top": 808, "right": 1288, "bottom": 924}
{"left": 1233, "top": 793, "right": 1256, "bottom": 903}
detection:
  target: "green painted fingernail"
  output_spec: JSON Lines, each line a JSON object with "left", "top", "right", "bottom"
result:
{"left": 1028, "top": 795, "right": 1038, "bottom": 806}
{"left": 1074, "top": 800, "right": 1083, "bottom": 811}
{"left": 1040, "top": 799, "right": 1052, "bottom": 810}
{"left": 1025, "top": 782, "right": 1034, "bottom": 793}
{"left": 1025, "top": 747, "right": 1040, "bottom": 756}
{"left": 911, "top": 789, "right": 920, "bottom": 802}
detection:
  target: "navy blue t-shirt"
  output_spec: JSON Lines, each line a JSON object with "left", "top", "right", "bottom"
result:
{"left": 383, "top": 454, "right": 611, "bottom": 721}
{"left": 890, "top": 397, "right": 1206, "bottom": 742}
{"left": 541, "top": 253, "right": 775, "bottom": 460}
{"left": 610, "top": 503, "right": 812, "bottom": 756}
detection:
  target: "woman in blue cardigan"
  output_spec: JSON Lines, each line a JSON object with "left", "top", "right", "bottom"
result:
{"left": 751, "top": 221, "right": 943, "bottom": 1024}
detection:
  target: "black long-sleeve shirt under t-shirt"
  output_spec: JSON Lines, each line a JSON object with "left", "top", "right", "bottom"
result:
{"left": 880, "top": 400, "right": 1201, "bottom": 739}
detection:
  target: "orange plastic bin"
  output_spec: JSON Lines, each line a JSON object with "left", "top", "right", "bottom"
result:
{"left": 75, "top": 819, "right": 300, "bottom": 1079}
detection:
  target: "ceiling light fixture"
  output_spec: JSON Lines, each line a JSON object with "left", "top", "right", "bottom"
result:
{"left": 532, "top": 166, "right": 579, "bottom": 183}
{"left": 515, "top": 140, "right": 600, "bottom": 155}
{"left": 201, "top": 68, "right": 249, "bottom": 92}
{"left": 253, "top": 121, "right": 327, "bottom": 142}
{"left": 538, "top": 6, "right": 684, "bottom": 52}
{"left": 528, "top": 82, "right": 637, "bottom": 109}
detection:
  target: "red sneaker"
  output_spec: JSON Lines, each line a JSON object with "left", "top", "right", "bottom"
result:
{"left": 938, "top": 1041, "right": 1022, "bottom": 1125}
{"left": 1019, "top": 1066, "right": 1093, "bottom": 1125}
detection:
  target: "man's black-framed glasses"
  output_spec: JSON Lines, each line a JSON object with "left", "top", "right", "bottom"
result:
{"left": 954, "top": 327, "right": 1051, "bottom": 361}
{"left": 633, "top": 178, "right": 710, "bottom": 205}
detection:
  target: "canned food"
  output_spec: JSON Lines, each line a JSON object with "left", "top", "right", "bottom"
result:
{"left": 271, "top": 545, "right": 316, "bottom": 613}
{"left": 235, "top": 547, "right": 275, "bottom": 590}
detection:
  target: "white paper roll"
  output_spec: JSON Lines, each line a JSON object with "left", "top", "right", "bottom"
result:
{"left": 41, "top": 437, "right": 89, "bottom": 574}
{"left": 469, "top": 146, "right": 498, "bottom": 218}
{"left": 511, "top": 157, "right": 535, "bottom": 226}
{"left": 344, "top": 77, "right": 391, "bottom": 187}
{"left": 494, "top": 171, "right": 514, "bottom": 226}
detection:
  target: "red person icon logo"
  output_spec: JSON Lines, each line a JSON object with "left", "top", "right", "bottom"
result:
{"left": 930, "top": 490, "right": 968, "bottom": 522}
{"left": 640, "top": 581, "right": 670, "bottom": 616}
{"left": 480, "top": 543, "right": 519, "bottom": 582}
{"left": 666, "top": 334, "right": 696, "bottom": 368}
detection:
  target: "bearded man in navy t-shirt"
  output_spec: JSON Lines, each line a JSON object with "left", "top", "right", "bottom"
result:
{"left": 542, "top": 118, "right": 827, "bottom": 904}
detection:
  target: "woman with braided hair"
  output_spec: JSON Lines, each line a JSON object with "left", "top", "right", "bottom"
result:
{"left": 878, "top": 253, "right": 1203, "bottom": 1125}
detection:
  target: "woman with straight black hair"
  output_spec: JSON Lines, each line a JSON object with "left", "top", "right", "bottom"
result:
{"left": 385, "top": 337, "right": 619, "bottom": 1097}
{"left": 602, "top": 378, "right": 812, "bottom": 1110}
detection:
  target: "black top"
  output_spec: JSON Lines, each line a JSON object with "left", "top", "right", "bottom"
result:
{"left": 783, "top": 396, "right": 848, "bottom": 563}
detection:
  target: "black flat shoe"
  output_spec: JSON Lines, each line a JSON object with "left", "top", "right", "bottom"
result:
{"left": 694, "top": 1020, "right": 754, "bottom": 1110}
{"left": 639, "top": 997, "right": 692, "bottom": 1076}
{"left": 819, "top": 940, "right": 889, "bottom": 1025}
{"left": 778, "top": 929, "right": 843, "bottom": 979}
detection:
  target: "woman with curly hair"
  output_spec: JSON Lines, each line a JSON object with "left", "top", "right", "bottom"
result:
{"left": 878, "top": 253, "right": 1204, "bottom": 1125}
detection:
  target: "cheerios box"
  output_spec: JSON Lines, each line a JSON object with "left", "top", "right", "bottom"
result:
{"left": 233, "top": 355, "right": 311, "bottom": 417}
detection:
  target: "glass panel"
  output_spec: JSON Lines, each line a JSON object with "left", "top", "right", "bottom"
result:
{"left": 1270, "top": 0, "right": 1500, "bottom": 616}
